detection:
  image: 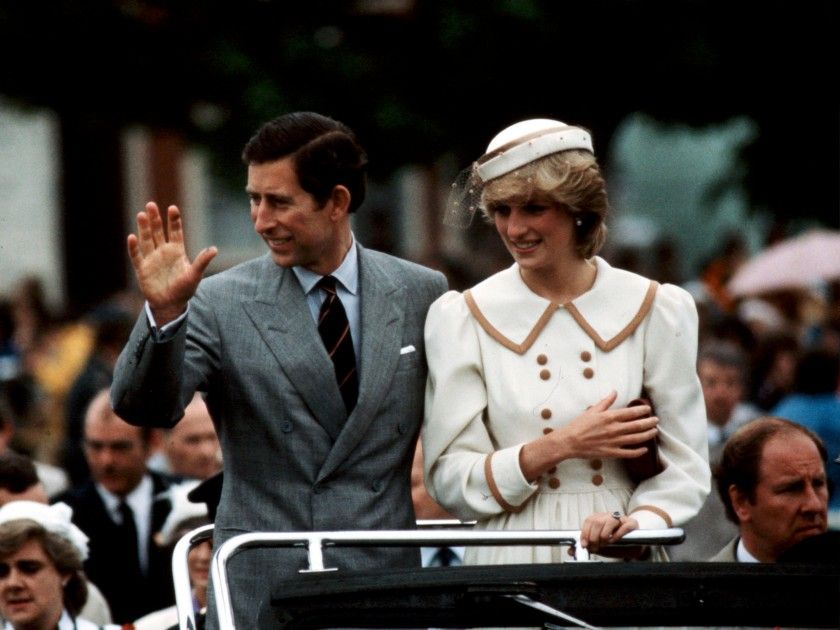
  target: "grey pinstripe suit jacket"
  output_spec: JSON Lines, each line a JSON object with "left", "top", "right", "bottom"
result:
{"left": 112, "top": 244, "right": 447, "bottom": 625}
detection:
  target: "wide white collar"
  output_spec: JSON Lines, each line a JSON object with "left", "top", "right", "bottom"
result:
{"left": 465, "top": 257, "right": 657, "bottom": 355}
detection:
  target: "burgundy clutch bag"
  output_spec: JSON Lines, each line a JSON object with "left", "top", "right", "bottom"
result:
{"left": 623, "top": 396, "right": 665, "bottom": 483}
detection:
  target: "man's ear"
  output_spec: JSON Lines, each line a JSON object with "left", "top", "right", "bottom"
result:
{"left": 729, "top": 484, "right": 752, "bottom": 523}
{"left": 329, "top": 185, "right": 351, "bottom": 219}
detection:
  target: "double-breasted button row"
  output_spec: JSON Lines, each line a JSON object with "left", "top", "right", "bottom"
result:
{"left": 580, "top": 350, "right": 595, "bottom": 379}
{"left": 590, "top": 460, "right": 604, "bottom": 485}
{"left": 536, "top": 354, "right": 552, "bottom": 380}
{"left": 535, "top": 352, "right": 595, "bottom": 380}
{"left": 544, "top": 470, "right": 604, "bottom": 489}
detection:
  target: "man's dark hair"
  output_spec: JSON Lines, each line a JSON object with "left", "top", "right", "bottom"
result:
{"left": 716, "top": 416, "right": 827, "bottom": 523}
{"left": 241, "top": 111, "right": 368, "bottom": 213}
{"left": 0, "top": 450, "right": 40, "bottom": 494}
{"left": 698, "top": 339, "right": 749, "bottom": 379}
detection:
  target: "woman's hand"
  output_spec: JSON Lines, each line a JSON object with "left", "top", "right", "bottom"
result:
{"left": 519, "top": 391, "right": 659, "bottom": 481}
{"left": 580, "top": 511, "right": 640, "bottom": 555}
{"left": 127, "top": 202, "right": 217, "bottom": 326}
{"left": 561, "top": 391, "right": 659, "bottom": 459}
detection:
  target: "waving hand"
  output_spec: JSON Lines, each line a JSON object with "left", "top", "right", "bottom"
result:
{"left": 127, "top": 202, "right": 217, "bottom": 326}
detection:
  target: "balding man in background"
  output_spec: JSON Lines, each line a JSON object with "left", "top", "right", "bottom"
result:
{"left": 710, "top": 416, "right": 829, "bottom": 562}
{"left": 54, "top": 389, "right": 174, "bottom": 623}
{"left": 147, "top": 393, "right": 221, "bottom": 481}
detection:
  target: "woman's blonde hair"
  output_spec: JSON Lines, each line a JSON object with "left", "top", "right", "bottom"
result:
{"left": 481, "top": 149, "right": 609, "bottom": 259}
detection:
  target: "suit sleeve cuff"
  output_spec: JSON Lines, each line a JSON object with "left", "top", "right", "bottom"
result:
{"left": 145, "top": 302, "right": 188, "bottom": 342}
{"left": 484, "top": 444, "right": 537, "bottom": 513}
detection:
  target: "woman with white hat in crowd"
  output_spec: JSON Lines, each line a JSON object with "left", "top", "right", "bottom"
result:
{"left": 0, "top": 501, "right": 122, "bottom": 630}
{"left": 422, "top": 118, "right": 710, "bottom": 564}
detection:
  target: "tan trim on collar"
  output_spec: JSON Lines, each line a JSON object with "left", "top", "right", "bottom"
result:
{"left": 464, "top": 290, "right": 556, "bottom": 355}
{"left": 484, "top": 453, "right": 527, "bottom": 513}
{"left": 464, "top": 281, "right": 659, "bottom": 355}
{"left": 565, "top": 281, "right": 659, "bottom": 352}
{"left": 630, "top": 504, "right": 673, "bottom": 528}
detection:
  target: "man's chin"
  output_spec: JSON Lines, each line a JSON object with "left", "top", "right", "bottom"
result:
{"left": 270, "top": 251, "right": 296, "bottom": 268}
{"left": 792, "top": 525, "right": 828, "bottom": 544}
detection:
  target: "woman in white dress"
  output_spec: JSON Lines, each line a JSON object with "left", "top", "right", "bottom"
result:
{"left": 423, "top": 118, "right": 710, "bottom": 564}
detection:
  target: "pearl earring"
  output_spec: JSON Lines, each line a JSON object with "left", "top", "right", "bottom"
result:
{"left": 574, "top": 217, "right": 583, "bottom": 227}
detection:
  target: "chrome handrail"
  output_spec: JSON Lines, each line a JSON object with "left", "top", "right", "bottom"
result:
{"left": 171, "top": 519, "right": 474, "bottom": 628}
{"left": 172, "top": 523, "right": 214, "bottom": 630}
{"left": 210, "top": 526, "right": 685, "bottom": 630}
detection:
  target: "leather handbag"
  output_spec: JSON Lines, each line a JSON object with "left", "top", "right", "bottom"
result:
{"left": 622, "top": 396, "right": 665, "bottom": 483}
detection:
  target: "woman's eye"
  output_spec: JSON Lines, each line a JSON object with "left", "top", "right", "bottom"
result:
{"left": 524, "top": 204, "right": 549, "bottom": 214}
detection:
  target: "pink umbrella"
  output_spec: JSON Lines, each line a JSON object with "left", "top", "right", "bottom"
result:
{"left": 727, "top": 229, "right": 840, "bottom": 297}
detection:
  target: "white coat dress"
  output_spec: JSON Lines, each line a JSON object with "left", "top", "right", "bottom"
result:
{"left": 422, "top": 257, "right": 710, "bottom": 564}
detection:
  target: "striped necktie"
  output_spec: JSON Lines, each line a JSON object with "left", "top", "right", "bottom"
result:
{"left": 317, "top": 275, "right": 358, "bottom": 414}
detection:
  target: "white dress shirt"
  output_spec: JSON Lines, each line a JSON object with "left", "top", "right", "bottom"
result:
{"left": 95, "top": 474, "right": 154, "bottom": 574}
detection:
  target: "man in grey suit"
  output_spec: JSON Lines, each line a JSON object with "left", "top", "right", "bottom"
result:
{"left": 709, "top": 416, "right": 829, "bottom": 562}
{"left": 110, "top": 112, "right": 448, "bottom": 625}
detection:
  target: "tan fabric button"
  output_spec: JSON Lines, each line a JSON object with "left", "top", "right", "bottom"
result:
{"left": 583, "top": 367, "right": 594, "bottom": 379}
{"left": 542, "top": 427, "right": 553, "bottom": 435}
{"left": 590, "top": 459, "right": 603, "bottom": 470}
{"left": 540, "top": 408, "right": 552, "bottom": 420}
{"left": 548, "top": 477, "right": 561, "bottom": 489}
{"left": 591, "top": 474, "right": 604, "bottom": 486}
{"left": 580, "top": 351, "right": 592, "bottom": 362}
{"left": 536, "top": 354, "right": 548, "bottom": 365}
{"left": 540, "top": 369, "right": 551, "bottom": 380}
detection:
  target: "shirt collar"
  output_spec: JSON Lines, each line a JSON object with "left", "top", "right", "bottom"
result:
{"left": 293, "top": 234, "right": 359, "bottom": 296}
{"left": 96, "top": 474, "right": 152, "bottom": 519}
{"left": 736, "top": 537, "right": 761, "bottom": 563}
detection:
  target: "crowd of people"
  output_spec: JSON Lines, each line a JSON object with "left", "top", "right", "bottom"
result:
{"left": 0, "top": 111, "right": 837, "bottom": 628}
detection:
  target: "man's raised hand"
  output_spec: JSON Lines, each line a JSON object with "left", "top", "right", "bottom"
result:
{"left": 127, "top": 202, "right": 217, "bottom": 326}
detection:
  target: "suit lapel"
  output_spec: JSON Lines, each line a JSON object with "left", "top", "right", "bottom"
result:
{"left": 242, "top": 257, "right": 346, "bottom": 441}
{"left": 318, "top": 246, "right": 405, "bottom": 481}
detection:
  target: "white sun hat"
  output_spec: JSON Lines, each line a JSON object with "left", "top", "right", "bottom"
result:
{"left": 444, "top": 118, "right": 594, "bottom": 228}
{"left": 0, "top": 500, "right": 89, "bottom": 560}
{"left": 156, "top": 480, "right": 210, "bottom": 547}
{"left": 476, "top": 118, "right": 594, "bottom": 183}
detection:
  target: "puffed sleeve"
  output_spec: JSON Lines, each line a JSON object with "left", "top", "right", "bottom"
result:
{"left": 422, "top": 291, "right": 537, "bottom": 520}
{"left": 628, "top": 283, "right": 711, "bottom": 529}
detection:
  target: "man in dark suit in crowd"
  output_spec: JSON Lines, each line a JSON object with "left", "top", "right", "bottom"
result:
{"left": 110, "top": 111, "right": 448, "bottom": 626}
{"left": 709, "top": 416, "right": 829, "bottom": 562}
{"left": 54, "top": 388, "right": 174, "bottom": 623}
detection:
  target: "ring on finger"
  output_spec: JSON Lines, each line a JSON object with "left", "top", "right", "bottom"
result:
{"left": 611, "top": 511, "right": 622, "bottom": 521}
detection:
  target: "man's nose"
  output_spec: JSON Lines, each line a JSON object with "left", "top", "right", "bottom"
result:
{"left": 252, "top": 201, "right": 274, "bottom": 231}
{"left": 802, "top": 483, "right": 826, "bottom": 512}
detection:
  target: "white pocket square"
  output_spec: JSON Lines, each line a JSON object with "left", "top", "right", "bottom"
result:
{"left": 400, "top": 345, "right": 416, "bottom": 355}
